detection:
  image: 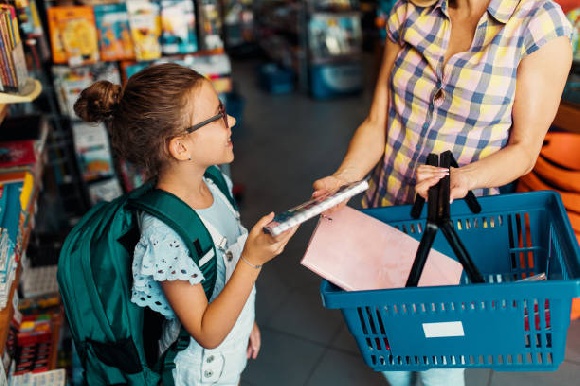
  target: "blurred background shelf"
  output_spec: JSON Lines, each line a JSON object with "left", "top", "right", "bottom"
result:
{"left": 553, "top": 102, "right": 580, "bottom": 133}
{"left": 0, "top": 79, "right": 43, "bottom": 104}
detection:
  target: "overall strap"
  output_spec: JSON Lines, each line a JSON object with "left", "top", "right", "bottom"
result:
{"left": 204, "top": 165, "right": 237, "bottom": 210}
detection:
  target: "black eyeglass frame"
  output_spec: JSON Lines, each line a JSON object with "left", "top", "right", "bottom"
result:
{"left": 185, "top": 102, "right": 228, "bottom": 134}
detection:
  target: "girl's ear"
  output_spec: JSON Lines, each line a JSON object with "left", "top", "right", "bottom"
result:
{"left": 167, "top": 136, "right": 191, "bottom": 161}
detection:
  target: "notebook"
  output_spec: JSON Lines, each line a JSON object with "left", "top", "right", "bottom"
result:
{"left": 301, "top": 206, "right": 464, "bottom": 291}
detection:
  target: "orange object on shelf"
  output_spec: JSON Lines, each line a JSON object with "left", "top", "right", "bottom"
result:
{"left": 541, "top": 131, "right": 580, "bottom": 171}
{"left": 572, "top": 299, "right": 580, "bottom": 320}
{"left": 516, "top": 129, "right": 580, "bottom": 320}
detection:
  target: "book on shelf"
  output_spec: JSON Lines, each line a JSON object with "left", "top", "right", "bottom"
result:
{"left": 0, "top": 140, "right": 37, "bottom": 169}
{"left": 0, "top": 181, "right": 24, "bottom": 248}
{"left": 8, "top": 368, "right": 66, "bottom": 386}
{"left": 88, "top": 176, "right": 124, "bottom": 205}
{"left": 47, "top": 5, "right": 100, "bottom": 66}
{"left": 160, "top": 0, "right": 198, "bottom": 54}
{"left": 0, "top": 4, "right": 29, "bottom": 94}
{"left": 126, "top": 0, "right": 163, "bottom": 61}
{"left": 0, "top": 227, "right": 15, "bottom": 308}
{"left": 196, "top": 0, "right": 224, "bottom": 51}
{"left": 308, "top": 14, "right": 362, "bottom": 59}
{"left": 71, "top": 121, "right": 115, "bottom": 182}
{"left": 301, "top": 206, "right": 464, "bottom": 292}
{"left": 93, "top": 2, "right": 135, "bottom": 62}
{"left": 263, "top": 179, "right": 369, "bottom": 236}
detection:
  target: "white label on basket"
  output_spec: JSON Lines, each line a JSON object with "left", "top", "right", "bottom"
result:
{"left": 422, "top": 321, "right": 465, "bottom": 338}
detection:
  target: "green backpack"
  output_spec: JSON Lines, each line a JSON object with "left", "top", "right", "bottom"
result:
{"left": 57, "top": 166, "right": 236, "bottom": 385}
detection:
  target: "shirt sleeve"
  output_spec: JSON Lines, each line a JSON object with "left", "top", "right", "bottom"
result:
{"left": 131, "top": 212, "right": 208, "bottom": 318}
{"left": 524, "top": 0, "right": 574, "bottom": 56}
{"left": 386, "top": 0, "right": 406, "bottom": 45}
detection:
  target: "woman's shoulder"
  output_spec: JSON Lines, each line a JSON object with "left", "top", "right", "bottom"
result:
{"left": 513, "top": 0, "right": 569, "bottom": 18}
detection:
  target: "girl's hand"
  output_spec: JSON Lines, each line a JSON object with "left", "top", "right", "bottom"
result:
{"left": 247, "top": 322, "right": 261, "bottom": 359}
{"left": 241, "top": 212, "right": 298, "bottom": 267}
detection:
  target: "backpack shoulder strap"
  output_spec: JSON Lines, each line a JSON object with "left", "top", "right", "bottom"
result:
{"left": 128, "top": 190, "right": 217, "bottom": 300}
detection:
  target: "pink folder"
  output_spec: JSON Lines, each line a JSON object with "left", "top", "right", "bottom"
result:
{"left": 301, "top": 206, "right": 463, "bottom": 291}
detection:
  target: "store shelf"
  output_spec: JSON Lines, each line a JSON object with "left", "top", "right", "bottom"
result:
{"left": 553, "top": 101, "right": 580, "bottom": 134}
{"left": 0, "top": 104, "right": 7, "bottom": 124}
{"left": 0, "top": 268, "right": 20, "bottom": 356}
{"left": 0, "top": 79, "right": 42, "bottom": 104}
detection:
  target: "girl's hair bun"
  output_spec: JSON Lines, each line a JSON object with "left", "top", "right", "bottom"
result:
{"left": 73, "top": 80, "right": 123, "bottom": 123}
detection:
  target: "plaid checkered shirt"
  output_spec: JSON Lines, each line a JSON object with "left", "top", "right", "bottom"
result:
{"left": 364, "top": 0, "right": 573, "bottom": 208}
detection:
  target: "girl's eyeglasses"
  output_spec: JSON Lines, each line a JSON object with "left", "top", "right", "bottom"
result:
{"left": 185, "top": 102, "right": 228, "bottom": 133}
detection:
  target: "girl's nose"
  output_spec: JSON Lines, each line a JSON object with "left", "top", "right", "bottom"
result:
{"left": 227, "top": 114, "right": 236, "bottom": 128}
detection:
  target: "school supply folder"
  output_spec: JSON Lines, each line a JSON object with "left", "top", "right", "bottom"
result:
{"left": 301, "top": 206, "right": 463, "bottom": 291}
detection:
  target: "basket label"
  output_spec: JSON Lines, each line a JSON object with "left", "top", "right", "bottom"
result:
{"left": 422, "top": 321, "right": 465, "bottom": 338}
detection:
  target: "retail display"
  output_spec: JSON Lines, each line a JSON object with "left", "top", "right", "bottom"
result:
{"left": 222, "top": 0, "right": 255, "bottom": 55}
{"left": 307, "top": 2, "right": 363, "bottom": 98}
{"left": 0, "top": 3, "right": 33, "bottom": 95}
{"left": 46, "top": 0, "right": 231, "bottom": 200}
{"left": 256, "top": 0, "right": 363, "bottom": 98}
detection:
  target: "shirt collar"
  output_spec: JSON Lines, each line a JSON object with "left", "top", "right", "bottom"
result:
{"left": 432, "top": 0, "right": 518, "bottom": 24}
{"left": 487, "top": 0, "right": 519, "bottom": 24}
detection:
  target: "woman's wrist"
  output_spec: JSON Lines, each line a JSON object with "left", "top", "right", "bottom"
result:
{"left": 335, "top": 168, "right": 363, "bottom": 183}
{"left": 239, "top": 254, "right": 262, "bottom": 270}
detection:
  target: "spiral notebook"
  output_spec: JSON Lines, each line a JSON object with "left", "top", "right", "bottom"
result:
{"left": 263, "top": 179, "right": 369, "bottom": 236}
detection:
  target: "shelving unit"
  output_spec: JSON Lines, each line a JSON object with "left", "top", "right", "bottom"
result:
{"left": 256, "top": 0, "right": 363, "bottom": 98}
{"left": 0, "top": 79, "right": 43, "bottom": 105}
{"left": 306, "top": 1, "right": 363, "bottom": 99}
{"left": 0, "top": 114, "right": 54, "bottom": 372}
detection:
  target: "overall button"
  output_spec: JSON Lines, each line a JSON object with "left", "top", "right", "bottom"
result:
{"left": 225, "top": 251, "right": 233, "bottom": 262}
{"left": 206, "top": 355, "right": 215, "bottom": 363}
{"left": 204, "top": 369, "right": 214, "bottom": 378}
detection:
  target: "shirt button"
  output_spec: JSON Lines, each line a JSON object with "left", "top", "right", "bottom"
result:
{"left": 206, "top": 355, "right": 214, "bottom": 363}
{"left": 225, "top": 251, "right": 233, "bottom": 261}
{"left": 204, "top": 369, "right": 214, "bottom": 378}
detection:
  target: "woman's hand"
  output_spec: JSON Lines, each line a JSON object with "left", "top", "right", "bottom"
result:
{"left": 415, "top": 165, "right": 449, "bottom": 199}
{"left": 312, "top": 174, "right": 353, "bottom": 214}
{"left": 415, "top": 165, "right": 474, "bottom": 202}
{"left": 247, "top": 322, "right": 261, "bottom": 359}
{"left": 241, "top": 212, "right": 298, "bottom": 268}
{"left": 312, "top": 175, "right": 348, "bottom": 196}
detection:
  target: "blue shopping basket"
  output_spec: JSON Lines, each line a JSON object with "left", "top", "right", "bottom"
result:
{"left": 320, "top": 191, "right": 580, "bottom": 371}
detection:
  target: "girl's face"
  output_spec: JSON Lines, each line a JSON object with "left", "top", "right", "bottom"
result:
{"left": 185, "top": 81, "right": 235, "bottom": 166}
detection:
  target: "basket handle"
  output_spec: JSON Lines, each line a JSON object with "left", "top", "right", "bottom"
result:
{"left": 406, "top": 151, "right": 485, "bottom": 287}
{"left": 410, "top": 151, "right": 481, "bottom": 219}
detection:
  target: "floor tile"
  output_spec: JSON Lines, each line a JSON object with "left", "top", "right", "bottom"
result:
{"left": 306, "top": 348, "right": 387, "bottom": 386}
{"left": 240, "top": 328, "right": 326, "bottom": 386}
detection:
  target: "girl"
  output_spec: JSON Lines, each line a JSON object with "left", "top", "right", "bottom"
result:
{"left": 74, "top": 62, "right": 297, "bottom": 385}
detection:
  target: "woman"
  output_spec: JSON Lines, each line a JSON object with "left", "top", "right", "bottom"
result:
{"left": 313, "top": 0, "right": 573, "bottom": 385}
